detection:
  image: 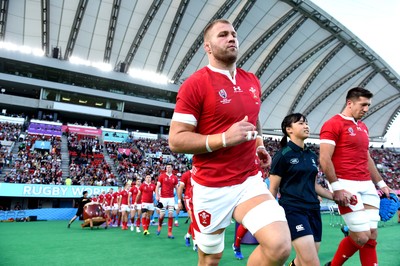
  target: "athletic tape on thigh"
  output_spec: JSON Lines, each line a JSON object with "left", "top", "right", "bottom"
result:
{"left": 366, "top": 209, "right": 380, "bottom": 229}
{"left": 342, "top": 211, "right": 370, "bottom": 232}
{"left": 242, "top": 200, "right": 286, "bottom": 235}
{"left": 168, "top": 206, "right": 174, "bottom": 214}
{"left": 194, "top": 230, "right": 225, "bottom": 254}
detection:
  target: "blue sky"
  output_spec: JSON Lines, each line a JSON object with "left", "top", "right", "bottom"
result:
{"left": 311, "top": 0, "right": 400, "bottom": 147}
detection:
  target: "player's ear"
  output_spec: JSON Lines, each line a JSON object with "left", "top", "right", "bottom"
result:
{"left": 204, "top": 42, "right": 211, "bottom": 54}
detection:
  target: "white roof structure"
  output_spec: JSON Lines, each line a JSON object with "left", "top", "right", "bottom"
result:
{"left": 1, "top": 0, "right": 399, "bottom": 139}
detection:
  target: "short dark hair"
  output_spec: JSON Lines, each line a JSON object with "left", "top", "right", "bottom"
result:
{"left": 203, "top": 19, "right": 232, "bottom": 41}
{"left": 346, "top": 87, "right": 373, "bottom": 101}
{"left": 280, "top": 113, "right": 307, "bottom": 148}
{"left": 82, "top": 191, "right": 88, "bottom": 196}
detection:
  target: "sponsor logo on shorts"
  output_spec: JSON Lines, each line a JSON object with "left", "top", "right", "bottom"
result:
{"left": 295, "top": 224, "right": 304, "bottom": 232}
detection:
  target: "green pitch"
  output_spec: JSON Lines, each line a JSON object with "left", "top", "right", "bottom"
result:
{"left": 0, "top": 213, "right": 398, "bottom": 265}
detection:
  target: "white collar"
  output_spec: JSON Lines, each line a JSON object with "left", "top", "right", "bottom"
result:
{"left": 338, "top": 113, "right": 358, "bottom": 125}
{"left": 207, "top": 64, "right": 237, "bottom": 84}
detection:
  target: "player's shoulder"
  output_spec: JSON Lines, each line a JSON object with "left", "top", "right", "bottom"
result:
{"left": 182, "top": 67, "right": 210, "bottom": 83}
{"left": 236, "top": 67, "right": 254, "bottom": 75}
{"left": 324, "top": 114, "right": 342, "bottom": 124}
{"left": 236, "top": 68, "right": 258, "bottom": 80}
{"left": 321, "top": 114, "right": 343, "bottom": 130}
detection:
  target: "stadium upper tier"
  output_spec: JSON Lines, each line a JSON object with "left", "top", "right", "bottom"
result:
{"left": 0, "top": 0, "right": 398, "bottom": 139}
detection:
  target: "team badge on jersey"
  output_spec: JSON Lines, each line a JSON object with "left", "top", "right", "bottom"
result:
{"left": 249, "top": 87, "right": 258, "bottom": 98}
{"left": 249, "top": 87, "right": 259, "bottom": 104}
{"left": 219, "top": 89, "right": 231, "bottom": 104}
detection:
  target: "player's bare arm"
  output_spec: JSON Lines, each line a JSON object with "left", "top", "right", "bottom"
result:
{"left": 135, "top": 191, "right": 141, "bottom": 204}
{"left": 169, "top": 116, "right": 259, "bottom": 154}
{"left": 255, "top": 119, "right": 271, "bottom": 168}
{"left": 367, "top": 152, "right": 391, "bottom": 197}
{"left": 320, "top": 143, "right": 350, "bottom": 206}
{"left": 177, "top": 182, "right": 185, "bottom": 211}
{"left": 155, "top": 182, "right": 161, "bottom": 202}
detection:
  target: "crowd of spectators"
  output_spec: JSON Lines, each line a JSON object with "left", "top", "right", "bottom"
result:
{"left": 67, "top": 133, "right": 115, "bottom": 186}
{"left": 0, "top": 121, "right": 23, "bottom": 142}
{"left": 2, "top": 133, "right": 63, "bottom": 184}
{"left": 105, "top": 137, "right": 191, "bottom": 186}
{"left": 370, "top": 148, "right": 400, "bottom": 190}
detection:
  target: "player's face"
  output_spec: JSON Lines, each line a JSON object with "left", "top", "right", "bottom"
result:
{"left": 205, "top": 22, "right": 238, "bottom": 65}
{"left": 145, "top": 175, "right": 151, "bottom": 183}
{"left": 349, "top": 96, "right": 371, "bottom": 120}
{"left": 136, "top": 179, "right": 141, "bottom": 186}
{"left": 166, "top": 165, "right": 172, "bottom": 173}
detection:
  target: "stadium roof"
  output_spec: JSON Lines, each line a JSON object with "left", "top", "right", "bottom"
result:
{"left": 1, "top": 0, "right": 399, "bottom": 139}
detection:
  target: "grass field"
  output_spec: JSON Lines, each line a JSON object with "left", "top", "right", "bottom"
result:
{"left": 0, "top": 213, "right": 399, "bottom": 266}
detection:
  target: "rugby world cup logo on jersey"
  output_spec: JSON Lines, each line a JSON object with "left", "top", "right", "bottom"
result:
{"left": 348, "top": 127, "right": 356, "bottom": 136}
{"left": 219, "top": 89, "right": 231, "bottom": 104}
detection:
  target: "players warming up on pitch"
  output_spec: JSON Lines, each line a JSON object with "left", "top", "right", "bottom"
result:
{"left": 128, "top": 178, "right": 142, "bottom": 233}
{"left": 156, "top": 164, "right": 179, "bottom": 239}
{"left": 111, "top": 186, "right": 122, "bottom": 227}
{"left": 319, "top": 87, "right": 392, "bottom": 266}
{"left": 104, "top": 188, "right": 113, "bottom": 226}
{"left": 137, "top": 175, "right": 156, "bottom": 235}
{"left": 118, "top": 182, "right": 131, "bottom": 230}
{"left": 169, "top": 19, "right": 291, "bottom": 266}
{"left": 269, "top": 113, "right": 333, "bottom": 266}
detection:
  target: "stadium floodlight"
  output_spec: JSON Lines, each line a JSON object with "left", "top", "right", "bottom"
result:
{"left": 32, "top": 48, "right": 45, "bottom": 57}
{"left": 127, "top": 68, "right": 172, "bottom": 84}
{"left": 0, "top": 41, "right": 19, "bottom": 51}
{"left": 69, "top": 56, "right": 91, "bottom": 66}
{"left": 0, "top": 42, "right": 44, "bottom": 57}
{"left": 92, "top": 62, "right": 112, "bottom": 72}
{"left": 18, "top": 46, "right": 31, "bottom": 54}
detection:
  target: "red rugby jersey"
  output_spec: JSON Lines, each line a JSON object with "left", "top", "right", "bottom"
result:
{"left": 172, "top": 66, "right": 261, "bottom": 187}
{"left": 157, "top": 173, "right": 178, "bottom": 198}
{"left": 320, "top": 114, "right": 370, "bottom": 181}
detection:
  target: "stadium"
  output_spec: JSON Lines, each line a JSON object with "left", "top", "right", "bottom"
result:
{"left": 0, "top": 0, "right": 399, "bottom": 265}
